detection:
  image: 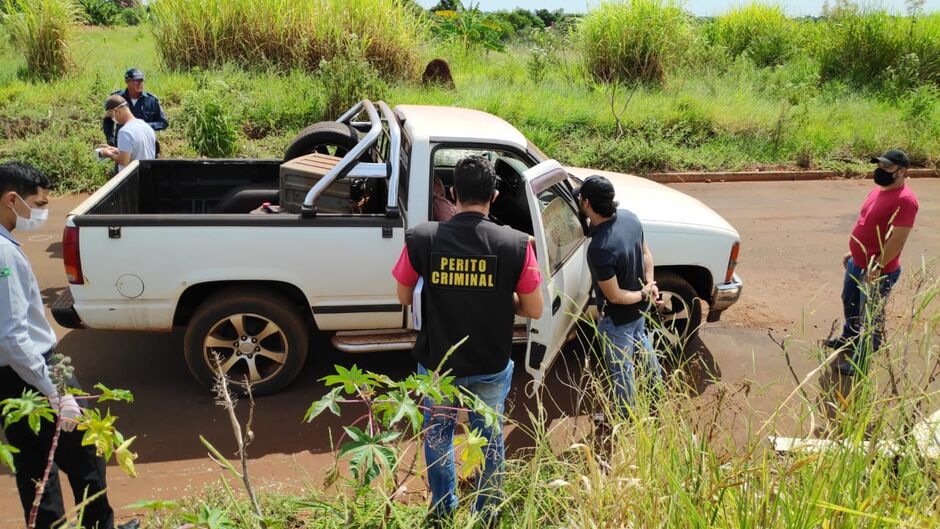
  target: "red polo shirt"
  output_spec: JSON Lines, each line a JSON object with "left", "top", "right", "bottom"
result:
{"left": 849, "top": 184, "right": 918, "bottom": 273}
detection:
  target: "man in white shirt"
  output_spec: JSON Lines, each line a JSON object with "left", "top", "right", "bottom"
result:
{"left": 99, "top": 94, "right": 156, "bottom": 172}
{"left": 0, "top": 162, "right": 136, "bottom": 529}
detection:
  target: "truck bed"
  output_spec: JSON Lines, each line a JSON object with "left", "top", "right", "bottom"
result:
{"left": 88, "top": 159, "right": 282, "bottom": 216}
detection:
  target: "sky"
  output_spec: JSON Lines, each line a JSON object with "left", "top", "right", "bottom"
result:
{"left": 415, "top": 0, "right": 940, "bottom": 16}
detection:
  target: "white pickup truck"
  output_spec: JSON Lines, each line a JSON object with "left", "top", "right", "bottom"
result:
{"left": 53, "top": 100, "right": 742, "bottom": 394}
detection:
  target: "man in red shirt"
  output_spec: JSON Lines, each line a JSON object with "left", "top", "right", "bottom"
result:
{"left": 392, "top": 156, "right": 543, "bottom": 525}
{"left": 827, "top": 149, "right": 919, "bottom": 375}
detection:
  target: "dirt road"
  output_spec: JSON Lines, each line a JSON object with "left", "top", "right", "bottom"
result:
{"left": 2, "top": 178, "right": 938, "bottom": 526}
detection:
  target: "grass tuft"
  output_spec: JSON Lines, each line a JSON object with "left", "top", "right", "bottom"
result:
{"left": 149, "top": 0, "right": 426, "bottom": 81}
{"left": 576, "top": 0, "right": 691, "bottom": 84}
{"left": 709, "top": 2, "right": 796, "bottom": 67}
{"left": 1, "top": 0, "right": 78, "bottom": 81}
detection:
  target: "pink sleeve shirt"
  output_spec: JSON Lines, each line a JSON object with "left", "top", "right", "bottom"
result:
{"left": 392, "top": 242, "right": 542, "bottom": 294}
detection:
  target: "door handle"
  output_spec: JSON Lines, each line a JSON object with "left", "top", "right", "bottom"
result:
{"left": 552, "top": 296, "right": 561, "bottom": 315}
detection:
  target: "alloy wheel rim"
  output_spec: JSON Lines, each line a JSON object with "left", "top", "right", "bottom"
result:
{"left": 203, "top": 313, "right": 288, "bottom": 385}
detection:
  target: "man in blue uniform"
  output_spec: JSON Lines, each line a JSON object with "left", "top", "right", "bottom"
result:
{"left": 102, "top": 68, "right": 168, "bottom": 153}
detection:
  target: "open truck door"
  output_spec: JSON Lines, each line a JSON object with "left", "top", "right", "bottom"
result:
{"left": 522, "top": 160, "right": 592, "bottom": 390}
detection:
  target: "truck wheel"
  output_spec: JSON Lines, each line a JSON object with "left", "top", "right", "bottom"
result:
{"left": 651, "top": 272, "right": 703, "bottom": 357}
{"left": 184, "top": 288, "right": 309, "bottom": 395}
{"left": 283, "top": 121, "right": 359, "bottom": 161}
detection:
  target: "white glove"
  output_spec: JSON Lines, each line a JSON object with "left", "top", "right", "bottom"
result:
{"left": 49, "top": 394, "right": 82, "bottom": 432}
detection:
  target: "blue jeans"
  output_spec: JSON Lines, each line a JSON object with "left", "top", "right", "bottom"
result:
{"left": 418, "top": 360, "right": 513, "bottom": 516}
{"left": 598, "top": 316, "right": 663, "bottom": 414}
{"left": 840, "top": 257, "right": 901, "bottom": 354}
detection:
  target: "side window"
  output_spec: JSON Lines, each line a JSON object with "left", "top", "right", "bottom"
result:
{"left": 429, "top": 146, "right": 536, "bottom": 234}
{"left": 537, "top": 184, "right": 584, "bottom": 272}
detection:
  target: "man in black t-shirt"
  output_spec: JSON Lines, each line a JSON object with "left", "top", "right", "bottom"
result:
{"left": 576, "top": 175, "right": 663, "bottom": 414}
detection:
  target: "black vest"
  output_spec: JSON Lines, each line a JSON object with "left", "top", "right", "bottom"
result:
{"left": 406, "top": 212, "right": 529, "bottom": 377}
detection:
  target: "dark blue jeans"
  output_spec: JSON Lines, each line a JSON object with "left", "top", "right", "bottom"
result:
{"left": 840, "top": 257, "right": 901, "bottom": 354}
{"left": 598, "top": 316, "right": 663, "bottom": 415}
{"left": 418, "top": 360, "right": 513, "bottom": 517}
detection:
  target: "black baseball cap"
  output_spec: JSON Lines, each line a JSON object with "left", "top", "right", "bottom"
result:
{"left": 573, "top": 175, "right": 616, "bottom": 205}
{"left": 870, "top": 149, "right": 909, "bottom": 168}
{"left": 124, "top": 68, "right": 145, "bottom": 81}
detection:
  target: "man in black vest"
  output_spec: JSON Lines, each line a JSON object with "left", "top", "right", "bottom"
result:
{"left": 392, "top": 155, "right": 543, "bottom": 523}
{"left": 576, "top": 175, "right": 663, "bottom": 416}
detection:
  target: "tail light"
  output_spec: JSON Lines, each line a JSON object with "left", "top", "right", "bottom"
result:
{"left": 724, "top": 241, "right": 740, "bottom": 283}
{"left": 63, "top": 225, "right": 84, "bottom": 285}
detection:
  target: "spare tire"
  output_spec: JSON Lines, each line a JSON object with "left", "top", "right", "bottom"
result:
{"left": 284, "top": 121, "right": 360, "bottom": 161}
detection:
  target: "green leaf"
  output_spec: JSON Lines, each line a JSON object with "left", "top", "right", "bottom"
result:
{"left": 321, "top": 365, "right": 373, "bottom": 395}
{"left": 375, "top": 390, "right": 423, "bottom": 433}
{"left": 93, "top": 383, "right": 134, "bottom": 403}
{"left": 114, "top": 434, "right": 138, "bottom": 478}
{"left": 303, "top": 387, "right": 343, "bottom": 423}
{"left": 455, "top": 425, "right": 488, "bottom": 479}
{"left": 467, "top": 393, "right": 500, "bottom": 429}
{"left": 77, "top": 408, "right": 118, "bottom": 460}
{"left": 1, "top": 390, "right": 55, "bottom": 434}
{"left": 123, "top": 499, "right": 179, "bottom": 511}
{"left": 0, "top": 441, "right": 19, "bottom": 472}
{"left": 402, "top": 372, "right": 457, "bottom": 405}
{"left": 182, "top": 504, "right": 237, "bottom": 529}
{"left": 199, "top": 435, "right": 241, "bottom": 478}
{"left": 338, "top": 426, "right": 400, "bottom": 485}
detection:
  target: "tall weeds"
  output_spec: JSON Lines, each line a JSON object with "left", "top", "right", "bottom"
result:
{"left": 1, "top": 0, "right": 78, "bottom": 81}
{"left": 710, "top": 2, "right": 796, "bottom": 67}
{"left": 493, "top": 265, "right": 940, "bottom": 528}
{"left": 149, "top": 0, "right": 425, "bottom": 81}
{"left": 818, "top": 8, "right": 940, "bottom": 89}
{"left": 576, "top": 0, "right": 692, "bottom": 84}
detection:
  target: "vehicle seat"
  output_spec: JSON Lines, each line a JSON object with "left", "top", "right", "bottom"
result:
{"left": 492, "top": 157, "right": 533, "bottom": 234}
{"left": 211, "top": 183, "right": 280, "bottom": 214}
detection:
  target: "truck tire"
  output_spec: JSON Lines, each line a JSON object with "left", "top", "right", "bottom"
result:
{"left": 651, "top": 272, "right": 703, "bottom": 357}
{"left": 183, "top": 288, "right": 309, "bottom": 395}
{"left": 283, "top": 121, "right": 360, "bottom": 161}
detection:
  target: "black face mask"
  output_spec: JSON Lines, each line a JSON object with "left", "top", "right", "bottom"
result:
{"left": 873, "top": 167, "right": 899, "bottom": 186}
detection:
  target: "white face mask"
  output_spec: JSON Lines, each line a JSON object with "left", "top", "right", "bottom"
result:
{"left": 12, "top": 195, "right": 49, "bottom": 232}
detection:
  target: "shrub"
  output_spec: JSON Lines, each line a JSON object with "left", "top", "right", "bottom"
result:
{"left": 149, "top": 0, "right": 425, "bottom": 81}
{"left": 182, "top": 83, "right": 239, "bottom": 157}
{"left": 818, "top": 9, "right": 940, "bottom": 90}
{"left": 318, "top": 41, "right": 388, "bottom": 120}
{"left": 576, "top": 0, "right": 692, "bottom": 84}
{"left": 1, "top": 0, "right": 78, "bottom": 81}
{"left": 432, "top": 7, "right": 506, "bottom": 52}
{"left": 77, "top": 0, "right": 119, "bottom": 26}
{"left": 817, "top": 9, "right": 900, "bottom": 87}
{"left": 710, "top": 2, "right": 795, "bottom": 67}
{"left": 241, "top": 71, "right": 323, "bottom": 139}
{"left": 118, "top": 4, "right": 142, "bottom": 25}
{"left": 8, "top": 129, "right": 111, "bottom": 193}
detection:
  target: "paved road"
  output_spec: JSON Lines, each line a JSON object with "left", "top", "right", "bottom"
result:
{"left": 2, "top": 179, "right": 939, "bottom": 525}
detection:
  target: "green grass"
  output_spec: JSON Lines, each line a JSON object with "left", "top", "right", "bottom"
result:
{"left": 709, "top": 2, "right": 796, "bottom": 68}
{"left": 1, "top": 0, "right": 79, "bottom": 81}
{"left": 0, "top": 22, "right": 939, "bottom": 193}
{"left": 576, "top": 0, "right": 692, "bottom": 84}
{"left": 150, "top": 0, "right": 425, "bottom": 80}
{"left": 135, "top": 265, "right": 940, "bottom": 529}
